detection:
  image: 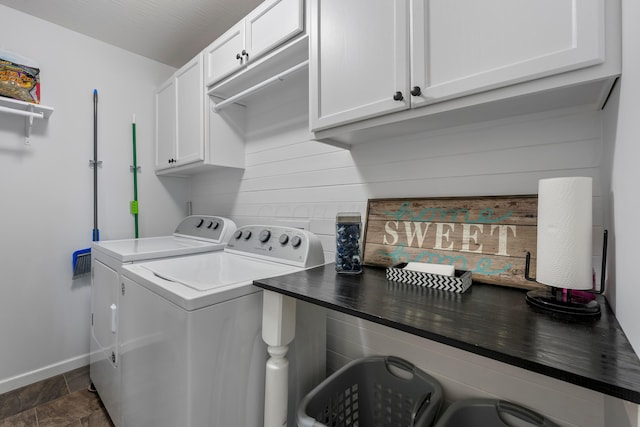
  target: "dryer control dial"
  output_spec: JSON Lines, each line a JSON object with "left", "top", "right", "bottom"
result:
{"left": 259, "top": 230, "right": 271, "bottom": 243}
{"left": 223, "top": 225, "right": 323, "bottom": 267}
{"left": 173, "top": 215, "right": 233, "bottom": 243}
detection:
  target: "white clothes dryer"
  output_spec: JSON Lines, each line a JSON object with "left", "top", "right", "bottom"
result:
{"left": 120, "top": 225, "right": 327, "bottom": 427}
{"left": 89, "top": 216, "right": 236, "bottom": 427}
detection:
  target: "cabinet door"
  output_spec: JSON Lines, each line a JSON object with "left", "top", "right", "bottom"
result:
{"left": 309, "top": 0, "right": 410, "bottom": 132}
{"left": 246, "top": 0, "right": 304, "bottom": 61}
{"left": 89, "top": 260, "right": 121, "bottom": 425}
{"left": 175, "top": 54, "right": 204, "bottom": 166}
{"left": 204, "top": 21, "right": 245, "bottom": 86}
{"left": 155, "top": 78, "right": 176, "bottom": 170}
{"left": 90, "top": 260, "right": 119, "bottom": 367}
{"left": 412, "top": 0, "right": 604, "bottom": 106}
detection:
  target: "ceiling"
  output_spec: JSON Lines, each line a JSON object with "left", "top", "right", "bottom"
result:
{"left": 0, "top": 0, "right": 264, "bottom": 68}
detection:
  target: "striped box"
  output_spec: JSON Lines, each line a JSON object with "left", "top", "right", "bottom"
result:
{"left": 386, "top": 263, "right": 473, "bottom": 293}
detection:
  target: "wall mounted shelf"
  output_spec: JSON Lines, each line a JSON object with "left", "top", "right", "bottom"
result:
{"left": 0, "top": 96, "right": 54, "bottom": 144}
{"left": 206, "top": 34, "right": 308, "bottom": 111}
{"left": 208, "top": 60, "right": 308, "bottom": 112}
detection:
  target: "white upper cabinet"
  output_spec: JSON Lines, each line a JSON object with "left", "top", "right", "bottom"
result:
{"left": 155, "top": 54, "right": 203, "bottom": 171}
{"left": 411, "top": 0, "right": 604, "bottom": 107}
{"left": 205, "top": 0, "right": 304, "bottom": 86}
{"left": 155, "top": 53, "right": 244, "bottom": 176}
{"left": 309, "top": 0, "right": 409, "bottom": 132}
{"left": 174, "top": 56, "right": 205, "bottom": 166}
{"left": 310, "top": 0, "right": 616, "bottom": 137}
{"left": 204, "top": 21, "right": 245, "bottom": 87}
{"left": 246, "top": 0, "right": 304, "bottom": 61}
{"left": 155, "top": 78, "right": 176, "bottom": 170}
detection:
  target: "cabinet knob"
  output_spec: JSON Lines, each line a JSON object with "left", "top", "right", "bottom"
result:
{"left": 410, "top": 86, "right": 422, "bottom": 97}
{"left": 393, "top": 91, "right": 404, "bottom": 101}
{"left": 241, "top": 49, "right": 249, "bottom": 60}
{"left": 236, "top": 52, "right": 242, "bottom": 63}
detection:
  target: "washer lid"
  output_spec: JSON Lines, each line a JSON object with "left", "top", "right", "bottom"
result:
{"left": 140, "top": 252, "right": 297, "bottom": 291}
{"left": 91, "top": 236, "right": 223, "bottom": 262}
{"left": 122, "top": 252, "right": 302, "bottom": 310}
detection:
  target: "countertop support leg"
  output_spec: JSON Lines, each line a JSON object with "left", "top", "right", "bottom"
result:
{"left": 262, "top": 290, "right": 297, "bottom": 427}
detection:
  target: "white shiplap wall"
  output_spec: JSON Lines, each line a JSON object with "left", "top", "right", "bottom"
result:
{"left": 191, "top": 74, "right": 610, "bottom": 427}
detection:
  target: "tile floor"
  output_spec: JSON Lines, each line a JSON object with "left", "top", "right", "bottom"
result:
{"left": 0, "top": 366, "right": 113, "bottom": 427}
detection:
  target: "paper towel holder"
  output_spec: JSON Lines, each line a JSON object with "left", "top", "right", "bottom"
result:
{"left": 523, "top": 230, "right": 607, "bottom": 318}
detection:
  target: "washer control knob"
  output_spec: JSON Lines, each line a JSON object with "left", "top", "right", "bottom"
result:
{"left": 212, "top": 221, "right": 220, "bottom": 230}
{"left": 243, "top": 231, "right": 252, "bottom": 240}
{"left": 196, "top": 219, "right": 204, "bottom": 228}
{"left": 259, "top": 230, "right": 271, "bottom": 243}
{"left": 233, "top": 230, "right": 243, "bottom": 240}
{"left": 291, "top": 236, "right": 302, "bottom": 248}
{"left": 279, "top": 234, "right": 289, "bottom": 245}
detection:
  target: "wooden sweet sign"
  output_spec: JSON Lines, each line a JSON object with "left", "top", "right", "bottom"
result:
{"left": 363, "top": 196, "right": 544, "bottom": 290}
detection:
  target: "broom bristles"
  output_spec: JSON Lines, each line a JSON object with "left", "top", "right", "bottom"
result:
{"left": 72, "top": 249, "right": 92, "bottom": 278}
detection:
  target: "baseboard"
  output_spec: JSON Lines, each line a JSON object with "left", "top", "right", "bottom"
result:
{"left": 0, "top": 353, "right": 90, "bottom": 395}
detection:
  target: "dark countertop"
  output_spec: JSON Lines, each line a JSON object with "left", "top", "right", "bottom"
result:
{"left": 253, "top": 263, "right": 640, "bottom": 403}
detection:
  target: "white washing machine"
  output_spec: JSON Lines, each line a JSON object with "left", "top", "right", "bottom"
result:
{"left": 90, "top": 216, "right": 236, "bottom": 427}
{"left": 120, "top": 225, "right": 327, "bottom": 427}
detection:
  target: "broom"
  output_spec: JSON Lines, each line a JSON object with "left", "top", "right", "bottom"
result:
{"left": 131, "top": 114, "right": 139, "bottom": 238}
{"left": 72, "top": 89, "right": 99, "bottom": 278}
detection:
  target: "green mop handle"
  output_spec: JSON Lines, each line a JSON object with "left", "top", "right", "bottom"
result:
{"left": 131, "top": 114, "right": 139, "bottom": 238}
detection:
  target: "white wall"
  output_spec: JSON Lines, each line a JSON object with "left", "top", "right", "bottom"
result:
{"left": 0, "top": 6, "right": 189, "bottom": 393}
{"left": 190, "top": 73, "right": 611, "bottom": 426}
{"left": 605, "top": 0, "right": 640, "bottom": 355}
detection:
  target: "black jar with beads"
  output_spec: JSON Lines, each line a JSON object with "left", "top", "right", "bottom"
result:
{"left": 335, "top": 212, "right": 362, "bottom": 274}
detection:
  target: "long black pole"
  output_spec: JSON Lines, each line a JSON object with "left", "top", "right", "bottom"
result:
{"left": 93, "top": 89, "right": 99, "bottom": 242}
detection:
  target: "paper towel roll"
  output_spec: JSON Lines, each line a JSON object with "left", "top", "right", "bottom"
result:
{"left": 536, "top": 177, "right": 592, "bottom": 290}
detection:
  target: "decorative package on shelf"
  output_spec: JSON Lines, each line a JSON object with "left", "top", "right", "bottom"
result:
{"left": 386, "top": 262, "right": 473, "bottom": 293}
{"left": 0, "top": 50, "right": 40, "bottom": 104}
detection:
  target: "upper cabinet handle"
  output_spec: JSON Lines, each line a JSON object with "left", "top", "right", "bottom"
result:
{"left": 410, "top": 86, "right": 422, "bottom": 96}
{"left": 236, "top": 52, "right": 242, "bottom": 63}
{"left": 241, "top": 49, "right": 249, "bottom": 61}
{"left": 393, "top": 91, "right": 404, "bottom": 101}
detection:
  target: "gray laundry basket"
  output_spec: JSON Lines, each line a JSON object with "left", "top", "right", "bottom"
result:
{"left": 297, "top": 355, "right": 443, "bottom": 427}
{"left": 433, "top": 399, "right": 560, "bottom": 427}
